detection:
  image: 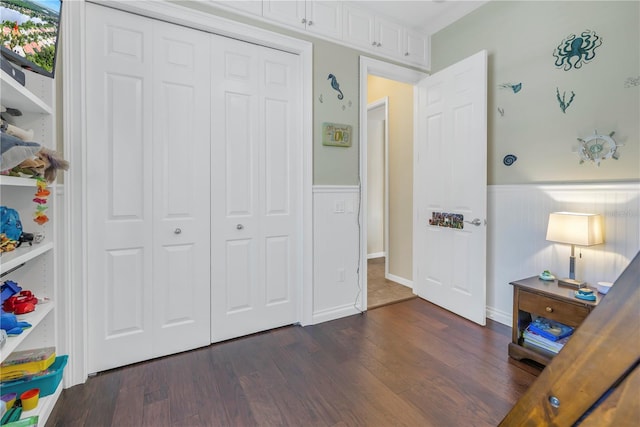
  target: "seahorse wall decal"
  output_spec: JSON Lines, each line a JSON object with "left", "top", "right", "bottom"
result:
{"left": 327, "top": 73, "right": 344, "bottom": 100}
{"left": 556, "top": 87, "right": 575, "bottom": 113}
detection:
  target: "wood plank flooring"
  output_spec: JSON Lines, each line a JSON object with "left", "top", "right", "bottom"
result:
{"left": 46, "top": 299, "right": 539, "bottom": 427}
{"left": 367, "top": 258, "right": 416, "bottom": 309}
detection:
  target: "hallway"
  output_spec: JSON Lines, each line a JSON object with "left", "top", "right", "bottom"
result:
{"left": 367, "top": 257, "right": 416, "bottom": 309}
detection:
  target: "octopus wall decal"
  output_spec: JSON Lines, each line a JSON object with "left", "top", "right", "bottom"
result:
{"left": 553, "top": 30, "right": 602, "bottom": 71}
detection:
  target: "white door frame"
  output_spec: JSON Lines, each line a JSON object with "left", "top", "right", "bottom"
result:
{"left": 61, "top": 0, "right": 313, "bottom": 387}
{"left": 358, "top": 57, "right": 427, "bottom": 311}
{"left": 366, "top": 98, "right": 389, "bottom": 271}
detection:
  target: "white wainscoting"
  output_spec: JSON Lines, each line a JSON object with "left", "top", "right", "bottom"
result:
{"left": 313, "top": 185, "right": 362, "bottom": 323}
{"left": 487, "top": 182, "right": 640, "bottom": 326}
{"left": 312, "top": 183, "right": 639, "bottom": 328}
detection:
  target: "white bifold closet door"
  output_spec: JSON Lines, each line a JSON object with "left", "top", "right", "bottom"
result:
{"left": 210, "top": 37, "right": 301, "bottom": 343}
{"left": 86, "top": 3, "right": 302, "bottom": 372}
{"left": 86, "top": 4, "right": 212, "bottom": 373}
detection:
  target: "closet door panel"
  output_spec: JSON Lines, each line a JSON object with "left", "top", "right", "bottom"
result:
{"left": 225, "top": 93, "right": 255, "bottom": 216}
{"left": 152, "top": 20, "right": 211, "bottom": 355}
{"left": 86, "top": 3, "right": 154, "bottom": 373}
{"left": 87, "top": 4, "right": 211, "bottom": 372}
{"left": 211, "top": 37, "right": 300, "bottom": 342}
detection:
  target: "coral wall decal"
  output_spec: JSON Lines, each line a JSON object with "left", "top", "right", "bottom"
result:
{"left": 556, "top": 87, "right": 576, "bottom": 113}
{"left": 553, "top": 30, "right": 602, "bottom": 71}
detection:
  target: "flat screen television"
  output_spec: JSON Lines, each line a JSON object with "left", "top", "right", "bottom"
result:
{"left": 0, "top": 0, "right": 62, "bottom": 78}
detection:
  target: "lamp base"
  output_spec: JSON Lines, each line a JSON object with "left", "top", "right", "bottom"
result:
{"left": 558, "top": 278, "right": 585, "bottom": 289}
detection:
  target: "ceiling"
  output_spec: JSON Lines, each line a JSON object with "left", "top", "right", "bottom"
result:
{"left": 350, "top": 0, "right": 488, "bottom": 35}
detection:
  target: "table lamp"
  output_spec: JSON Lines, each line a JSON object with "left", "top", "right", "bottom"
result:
{"left": 546, "top": 212, "right": 604, "bottom": 288}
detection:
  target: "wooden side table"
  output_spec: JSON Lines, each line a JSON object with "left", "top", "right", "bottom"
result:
{"left": 508, "top": 276, "right": 600, "bottom": 366}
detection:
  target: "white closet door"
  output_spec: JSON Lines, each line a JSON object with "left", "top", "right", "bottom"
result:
{"left": 210, "top": 37, "right": 301, "bottom": 342}
{"left": 151, "top": 20, "right": 211, "bottom": 356}
{"left": 86, "top": 4, "right": 211, "bottom": 373}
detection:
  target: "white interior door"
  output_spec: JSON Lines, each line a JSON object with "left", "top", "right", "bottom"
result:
{"left": 86, "top": 4, "right": 211, "bottom": 372}
{"left": 413, "top": 50, "right": 488, "bottom": 325}
{"left": 211, "top": 37, "right": 301, "bottom": 343}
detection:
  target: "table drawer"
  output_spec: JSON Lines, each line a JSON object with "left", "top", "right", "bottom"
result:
{"left": 519, "top": 290, "right": 591, "bottom": 327}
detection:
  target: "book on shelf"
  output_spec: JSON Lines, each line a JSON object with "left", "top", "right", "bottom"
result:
{"left": 523, "top": 327, "right": 572, "bottom": 354}
{"left": 527, "top": 317, "right": 574, "bottom": 341}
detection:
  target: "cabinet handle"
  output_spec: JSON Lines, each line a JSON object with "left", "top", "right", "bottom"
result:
{"left": 237, "top": 224, "right": 244, "bottom": 230}
{"left": 404, "top": 52, "right": 409, "bottom": 56}
{"left": 174, "top": 228, "right": 182, "bottom": 234}
{"left": 377, "top": 42, "right": 382, "bottom": 47}
{"left": 301, "top": 18, "right": 306, "bottom": 24}
{"left": 545, "top": 306, "right": 553, "bottom": 313}
{"left": 307, "top": 20, "right": 313, "bottom": 26}
{"left": 372, "top": 41, "right": 377, "bottom": 46}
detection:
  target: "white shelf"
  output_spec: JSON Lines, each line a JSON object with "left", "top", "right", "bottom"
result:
{"left": 0, "top": 176, "right": 40, "bottom": 187}
{"left": 19, "top": 380, "right": 62, "bottom": 425}
{"left": 0, "top": 242, "right": 54, "bottom": 273}
{"left": 0, "top": 301, "right": 55, "bottom": 363}
{"left": 0, "top": 69, "right": 53, "bottom": 115}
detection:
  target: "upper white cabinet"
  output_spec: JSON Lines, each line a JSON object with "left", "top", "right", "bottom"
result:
{"left": 216, "top": 0, "right": 262, "bottom": 15}
{"left": 209, "top": 0, "right": 430, "bottom": 68}
{"left": 343, "top": 3, "right": 428, "bottom": 66}
{"left": 263, "top": 0, "right": 342, "bottom": 39}
{"left": 403, "top": 28, "right": 429, "bottom": 66}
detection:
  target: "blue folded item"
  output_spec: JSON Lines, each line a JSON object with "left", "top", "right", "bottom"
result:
{"left": 527, "top": 317, "right": 574, "bottom": 341}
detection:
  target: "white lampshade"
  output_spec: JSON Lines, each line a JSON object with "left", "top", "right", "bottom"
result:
{"left": 546, "top": 212, "right": 604, "bottom": 246}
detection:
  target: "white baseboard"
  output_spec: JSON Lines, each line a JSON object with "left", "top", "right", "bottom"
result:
{"left": 312, "top": 304, "right": 363, "bottom": 324}
{"left": 486, "top": 306, "right": 511, "bottom": 327}
{"left": 386, "top": 273, "right": 413, "bottom": 289}
{"left": 367, "top": 252, "right": 386, "bottom": 259}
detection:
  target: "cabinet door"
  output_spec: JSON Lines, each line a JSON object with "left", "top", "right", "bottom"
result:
{"left": 212, "top": 0, "right": 262, "bottom": 16}
{"left": 404, "top": 29, "right": 429, "bottom": 67}
{"left": 342, "top": 4, "right": 375, "bottom": 49}
{"left": 263, "top": 0, "right": 306, "bottom": 29}
{"left": 306, "top": 1, "right": 342, "bottom": 39}
{"left": 375, "top": 17, "right": 403, "bottom": 58}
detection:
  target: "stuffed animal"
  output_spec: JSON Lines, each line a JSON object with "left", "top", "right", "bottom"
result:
{"left": 11, "top": 147, "right": 69, "bottom": 183}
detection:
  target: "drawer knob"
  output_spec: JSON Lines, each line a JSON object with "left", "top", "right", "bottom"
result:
{"left": 545, "top": 306, "right": 553, "bottom": 313}
{"left": 549, "top": 396, "right": 560, "bottom": 408}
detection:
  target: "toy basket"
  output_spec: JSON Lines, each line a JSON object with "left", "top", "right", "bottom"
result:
{"left": 0, "top": 355, "right": 67, "bottom": 398}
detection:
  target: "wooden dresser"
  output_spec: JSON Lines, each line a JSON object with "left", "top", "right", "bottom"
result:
{"left": 500, "top": 252, "right": 640, "bottom": 425}
{"left": 508, "top": 276, "right": 599, "bottom": 366}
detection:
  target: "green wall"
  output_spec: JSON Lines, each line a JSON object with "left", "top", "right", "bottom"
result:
{"left": 179, "top": 1, "right": 376, "bottom": 185}
{"left": 432, "top": 1, "right": 640, "bottom": 185}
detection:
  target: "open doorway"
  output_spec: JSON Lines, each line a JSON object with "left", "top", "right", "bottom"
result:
{"left": 359, "top": 57, "right": 427, "bottom": 311}
{"left": 366, "top": 98, "right": 413, "bottom": 308}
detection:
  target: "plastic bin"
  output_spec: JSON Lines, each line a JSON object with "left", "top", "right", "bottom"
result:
{"left": 1, "top": 350, "right": 56, "bottom": 382}
{"left": 0, "top": 355, "right": 67, "bottom": 398}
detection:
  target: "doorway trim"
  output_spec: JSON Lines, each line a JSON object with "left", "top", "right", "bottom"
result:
{"left": 358, "top": 57, "right": 427, "bottom": 311}
{"left": 62, "top": 0, "right": 313, "bottom": 387}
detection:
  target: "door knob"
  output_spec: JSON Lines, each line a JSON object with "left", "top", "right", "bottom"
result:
{"left": 174, "top": 228, "right": 182, "bottom": 234}
{"left": 464, "top": 218, "right": 482, "bottom": 226}
{"left": 236, "top": 224, "right": 244, "bottom": 230}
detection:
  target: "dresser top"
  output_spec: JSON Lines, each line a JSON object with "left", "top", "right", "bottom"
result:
{"left": 510, "top": 276, "right": 600, "bottom": 306}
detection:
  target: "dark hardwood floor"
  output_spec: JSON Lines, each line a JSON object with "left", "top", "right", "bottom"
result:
{"left": 47, "top": 299, "right": 539, "bottom": 427}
